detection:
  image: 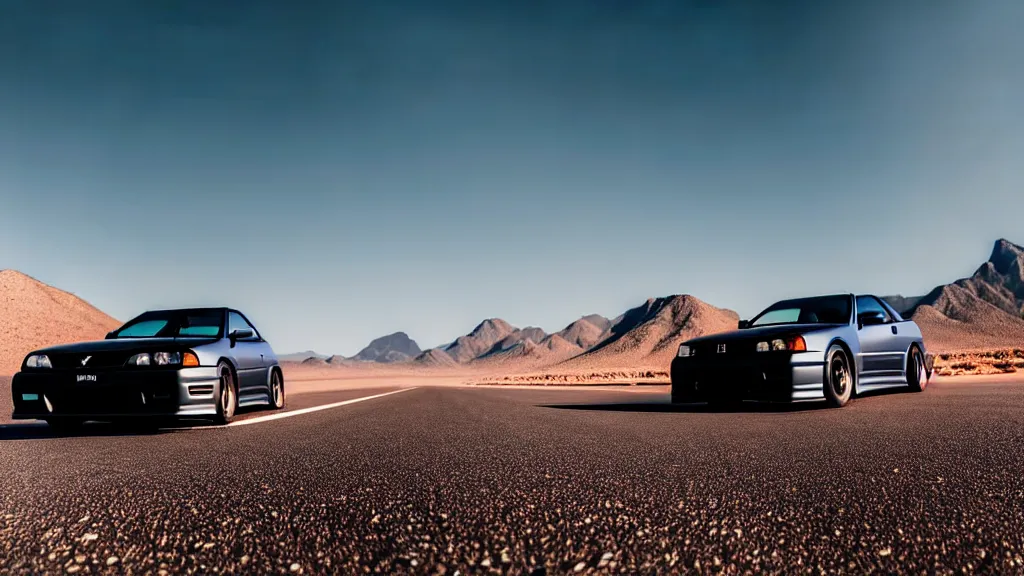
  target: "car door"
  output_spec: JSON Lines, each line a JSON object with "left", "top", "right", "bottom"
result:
{"left": 855, "top": 295, "right": 905, "bottom": 381}
{"left": 237, "top": 310, "right": 276, "bottom": 383}
{"left": 227, "top": 310, "right": 265, "bottom": 394}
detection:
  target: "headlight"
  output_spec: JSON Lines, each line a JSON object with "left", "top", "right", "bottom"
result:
{"left": 26, "top": 354, "right": 52, "bottom": 369}
{"left": 677, "top": 345, "right": 692, "bottom": 357}
{"left": 154, "top": 352, "right": 181, "bottom": 366}
{"left": 759, "top": 337, "right": 808, "bottom": 352}
{"left": 127, "top": 351, "right": 198, "bottom": 367}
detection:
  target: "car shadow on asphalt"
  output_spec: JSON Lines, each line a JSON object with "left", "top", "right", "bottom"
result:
{"left": 0, "top": 405, "right": 275, "bottom": 440}
{"left": 541, "top": 387, "right": 915, "bottom": 414}
{"left": 539, "top": 400, "right": 831, "bottom": 414}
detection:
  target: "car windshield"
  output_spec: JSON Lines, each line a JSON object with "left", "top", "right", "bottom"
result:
{"left": 749, "top": 295, "right": 852, "bottom": 326}
{"left": 112, "top": 310, "right": 224, "bottom": 338}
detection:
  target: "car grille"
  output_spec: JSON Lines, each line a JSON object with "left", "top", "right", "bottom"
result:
{"left": 691, "top": 341, "right": 757, "bottom": 357}
{"left": 49, "top": 352, "right": 133, "bottom": 370}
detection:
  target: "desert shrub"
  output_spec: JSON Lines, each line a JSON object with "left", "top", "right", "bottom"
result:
{"left": 951, "top": 362, "right": 977, "bottom": 371}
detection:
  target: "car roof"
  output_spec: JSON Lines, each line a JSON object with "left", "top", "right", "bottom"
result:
{"left": 773, "top": 293, "right": 852, "bottom": 304}
{"left": 140, "top": 307, "right": 229, "bottom": 315}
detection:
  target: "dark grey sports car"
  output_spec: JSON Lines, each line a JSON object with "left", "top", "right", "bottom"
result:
{"left": 11, "top": 307, "right": 285, "bottom": 431}
{"left": 671, "top": 294, "right": 934, "bottom": 408}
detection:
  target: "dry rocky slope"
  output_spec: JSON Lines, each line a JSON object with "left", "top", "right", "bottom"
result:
{"left": 0, "top": 270, "right": 120, "bottom": 375}
{"left": 887, "top": 239, "right": 1024, "bottom": 353}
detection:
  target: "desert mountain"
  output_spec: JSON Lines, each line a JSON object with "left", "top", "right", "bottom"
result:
{"left": 539, "top": 333, "right": 584, "bottom": 358}
{"left": 412, "top": 348, "right": 458, "bottom": 368}
{"left": 485, "top": 326, "right": 548, "bottom": 355}
{"left": 903, "top": 239, "right": 1024, "bottom": 352}
{"left": 552, "top": 316, "right": 612, "bottom": 349}
{"left": 475, "top": 339, "right": 545, "bottom": 364}
{"left": 559, "top": 295, "right": 740, "bottom": 370}
{"left": 580, "top": 314, "right": 612, "bottom": 332}
{"left": 442, "top": 319, "right": 519, "bottom": 363}
{"left": 0, "top": 270, "right": 121, "bottom": 375}
{"left": 353, "top": 331, "right": 422, "bottom": 363}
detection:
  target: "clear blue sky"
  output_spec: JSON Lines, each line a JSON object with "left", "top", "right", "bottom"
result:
{"left": 0, "top": 0, "right": 1021, "bottom": 354}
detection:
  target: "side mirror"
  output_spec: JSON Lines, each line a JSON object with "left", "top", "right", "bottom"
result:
{"left": 738, "top": 320, "right": 750, "bottom": 329}
{"left": 857, "top": 310, "right": 886, "bottom": 328}
{"left": 105, "top": 331, "right": 116, "bottom": 340}
{"left": 229, "top": 329, "right": 254, "bottom": 341}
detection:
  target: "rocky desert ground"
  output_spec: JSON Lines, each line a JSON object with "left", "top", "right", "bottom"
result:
{"left": 1, "top": 238, "right": 1022, "bottom": 384}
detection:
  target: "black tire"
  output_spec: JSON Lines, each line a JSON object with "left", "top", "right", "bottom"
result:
{"left": 270, "top": 369, "right": 285, "bottom": 410}
{"left": 46, "top": 418, "right": 84, "bottom": 436}
{"left": 906, "top": 346, "right": 928, "bottom": 392}
{"left": 824, "top": 344, "right": 854, "bottom": 408}
{"left": 214, "top": 361, "right": 238, "bottom": 425}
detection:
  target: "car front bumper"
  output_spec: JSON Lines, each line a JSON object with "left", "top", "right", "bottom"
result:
{"left": 11, "top": 367, "right": 222, "bottom": 421}
{"left": 670, "top": 351, "right": 826, "bottom": 403}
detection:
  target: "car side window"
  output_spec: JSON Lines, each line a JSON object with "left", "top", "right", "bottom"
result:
{"left": 228, "top": 311, "right": 260, "bottom": 341}
{"left": 855, "top": 296, "right": 893, "bottom": 324}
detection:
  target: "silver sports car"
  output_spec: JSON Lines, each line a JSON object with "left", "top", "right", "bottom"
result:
{"left": 11, "top": 307, "right": 285, "bottom": 431}
{"left": 671, "top": 294, "right": 934, "bottom": 408}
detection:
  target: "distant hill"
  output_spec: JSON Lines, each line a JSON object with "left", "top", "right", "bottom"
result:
{"left": 0, "top": 270, "right": 121, "bottom": 375}
{"left": 278, "top": 350, "right": 328, "bottom": 362}
{"left": 559, "top": 295, "right": 740, "bottom": 370}
{"left": 353, "top": 332, "right": 422, "bottom": 363}
{"left": 325, "top": 355, "right": 351, "bottom": 366}
{"left": 906, "top": 238, "right": 1024, "bottom": 352}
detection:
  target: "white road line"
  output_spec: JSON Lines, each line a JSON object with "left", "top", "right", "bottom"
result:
{"left": 175, "top": 387, "right": 417, "bottom": 430}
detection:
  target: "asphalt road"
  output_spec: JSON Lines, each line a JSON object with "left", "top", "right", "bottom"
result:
{"left": 2, "top": 377, "right": 1024, "bottom": 575}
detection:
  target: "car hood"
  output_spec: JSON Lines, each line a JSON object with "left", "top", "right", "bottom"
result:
{"left": 684, "top": 324, "right": 845, "bottom": 345}
{"left": 29, "top": 337, "right": 218, "bottom": 356}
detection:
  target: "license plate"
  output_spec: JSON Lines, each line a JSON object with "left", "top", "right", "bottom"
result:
{"left": 76, "top": 374, "right": 97, "bottom": 383}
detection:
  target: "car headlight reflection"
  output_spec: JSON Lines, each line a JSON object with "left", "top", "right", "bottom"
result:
{"left": 677, "top": 345, "right": 693, "bottom": 357}
{"left": 128, "top": 353, "right": 151, "bottom": 366}
{"left": 26, "top": 354, "right": 52, "bottom": 369}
